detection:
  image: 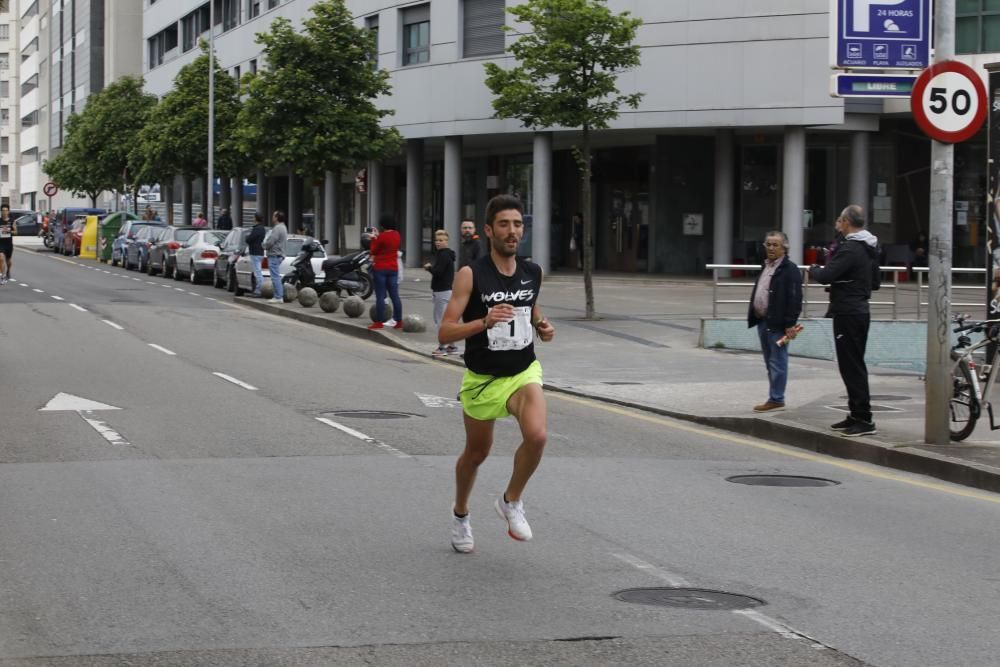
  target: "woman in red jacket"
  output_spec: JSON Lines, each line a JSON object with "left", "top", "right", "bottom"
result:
{"left": 368, "top": 213, "right": 404, "bottom": 330}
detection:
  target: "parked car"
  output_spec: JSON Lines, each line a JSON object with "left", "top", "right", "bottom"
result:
{"left": 112, "top": 220, "right": 166, "bottom": 268}
{"left": 52, "top": 207, "right": 106, "bottom": 253}
{"left": 232, "top": 235, "right": 326, "bottom": 297}
{"left": 13, "top": 212, "right": 39, "bottom": 236}
{"left": 62, "top": 217, "right": 87, "bottom": 255}
{"left": 148, "top": 226, "right": 199, "bottom": 277}
{"left": 125, "top": 225, "right": 166, "bottom": 273}
{"left": 173, "top": 230, "right": 227, "bottom": 283}
{"left": 213, "top": 227, "right": 252, "bottom": 291}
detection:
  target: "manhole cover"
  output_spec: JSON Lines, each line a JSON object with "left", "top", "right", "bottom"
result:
{"left": 603, "top": 381, "right": 642, "bottom": 386}
{"left": 326, "top": 410, "right": 421, "bottom": 419}
{"left": 726, "top": 475, "right": 840, "bottom": 487}
{"left": 613, "top": 587, "right": 764, "bottom": 610}
{"left": 839, "top": 394, "right": 910, "bottom": 402}
{"left": 828, "top": 404, "right": 902, "bottom": 413}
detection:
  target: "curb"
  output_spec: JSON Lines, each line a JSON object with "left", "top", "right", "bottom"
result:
{"left": 237, "top": 296, "right": 1000, "bottom": 495}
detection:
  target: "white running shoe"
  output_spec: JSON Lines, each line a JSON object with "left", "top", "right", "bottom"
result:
{"left": 451, "top": 513, "right": 474, "bottom": 553}
{"left": 384, "top": 318, "right": 397, "bottom": 327}
{"left": 494, "top": 496, "right": 532, "bottom": 541}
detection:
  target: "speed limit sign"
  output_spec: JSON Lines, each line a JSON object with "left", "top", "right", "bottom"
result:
{"left": 911, "top": 60, "right": 987, "bottom": 144}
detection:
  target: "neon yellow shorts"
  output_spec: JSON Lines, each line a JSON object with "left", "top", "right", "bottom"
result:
{"left": 459, "top": 360, "right": 543, "bottom": 421}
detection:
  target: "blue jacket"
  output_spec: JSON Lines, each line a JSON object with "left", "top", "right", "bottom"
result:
{"left": 747, "top": 256, "right": 802, "bottom": 331}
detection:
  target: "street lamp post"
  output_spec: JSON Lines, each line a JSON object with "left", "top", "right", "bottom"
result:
{"left": 207, "top": 0, "right": 215, "bottom": 228}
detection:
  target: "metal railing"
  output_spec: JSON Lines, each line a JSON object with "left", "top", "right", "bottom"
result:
{"left": 913, "top": 266, "right": 986, "bottom": 319}
{"left": 706, "top": 263, "right": 982, "bottom": 320}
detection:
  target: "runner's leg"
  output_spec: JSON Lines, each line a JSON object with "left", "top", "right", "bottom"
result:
{"left": 0, "top": 252, "right": 7, "bottom": 280}
{"left": 454, "top": 413, "right": 494, "bottom": 515}
{"left": 504, "top": 383, "right": 547, "bottom": 503}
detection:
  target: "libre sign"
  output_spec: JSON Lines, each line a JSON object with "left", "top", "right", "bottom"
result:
{"left": 830, "top": 0, "right": 931, "bottom": 70}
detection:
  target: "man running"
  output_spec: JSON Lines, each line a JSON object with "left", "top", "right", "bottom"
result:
{"left": 0, "top": 204, "right": 14, "bottom": 284}
{"left": 438, "top": 194, "right": 555, "bottom": 553}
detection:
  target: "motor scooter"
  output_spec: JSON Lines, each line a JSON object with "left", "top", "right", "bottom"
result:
{"left": 283, "top": 240, "right": 373, "bottom": 299}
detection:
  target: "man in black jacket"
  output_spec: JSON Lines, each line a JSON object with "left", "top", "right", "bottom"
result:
{"left": 809, "top": 205, "right": 880, "bottom": 437}
{"left": 458, "top": 219, "right": 482, "bottom": 268}
{"left": 747, "top": 231, "right": 802, "bottom": 412}
{"left": 246, "top": 212, "right": 267, "bottom": 297}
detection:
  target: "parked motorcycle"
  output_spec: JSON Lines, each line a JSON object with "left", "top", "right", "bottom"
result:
{"left": 283, "top": 239, "right": 373, "bottom": 300}
{"left": 42, "top": 228, "right": 54, "bottom": 249}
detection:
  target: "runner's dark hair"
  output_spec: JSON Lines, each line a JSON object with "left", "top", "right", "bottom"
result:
{"left": 485, "top": 194, "right": 523, "bottom": 227}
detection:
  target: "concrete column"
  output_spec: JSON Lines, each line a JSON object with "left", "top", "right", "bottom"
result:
{"left": 232, "top": 176, "right": 243, "bottom": 226}
{"left": 849, "top": 130, "right": 871, "bottom": 212}
{"left": 713, "top": 130, "right": 735, "bottom": 276}
{"left": 532, "top": 132, "right": 552, "bottom": 272}
{"left": 256, "top": 170, "right": 267, "bottom": 216}
{"left": 267, "top": 177, "right": 276, "bottom": 219}
{"left": 367, "top": 160, "right": 382, "bottom": 228}
{"left": 324, "top": 170, "right": 337, "bottom": 254}
{"left": 288, "top": 172, "right": 299, "bottom": 233}
{"left": 443, "top": 136, "right": 463, "bottom": 245}
{"left": 182, "top": 178, "right": 193, "bottom": 226}
{"left": 781, "top": 127, "right": 806, "bottom": 265}
{"left": 220, "top": 176, "right": 231, "bottom": 212}
{"left": 405, "top": 139, "right": 424, "bottom": 268}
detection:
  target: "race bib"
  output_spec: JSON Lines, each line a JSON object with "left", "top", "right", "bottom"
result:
{"left": 0, "top": 226, "right": 10, "bottom": 239}
{"left": 487, "top": 306, "right": 533, "bottom": 351}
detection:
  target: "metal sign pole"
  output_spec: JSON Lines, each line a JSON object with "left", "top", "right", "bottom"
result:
{"left": 208, "top": 1, "right": 216, "bottom": 229}
{"left": 925, "top": 0, "right": 955, "bottom": 444}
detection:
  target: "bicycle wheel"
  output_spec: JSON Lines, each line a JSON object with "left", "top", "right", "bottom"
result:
{"left": 949, "top": 360, "right": 980, "bottom": 441}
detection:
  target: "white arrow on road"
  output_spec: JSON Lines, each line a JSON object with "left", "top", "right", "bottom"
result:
{"left": 415, "top": 393, "right": 462, "bottom": 409}
{"left": 39, "top": 393, "right": 130, "bottom": 446}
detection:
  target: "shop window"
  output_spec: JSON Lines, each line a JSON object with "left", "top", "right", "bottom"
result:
{"left": 401, "top": 5, "right": 430, "bottom": 66}
{"left": 463, "top": 0, "right": 504, "bottom": 57}
{"left": 957, "top": 0, "right": 1000, "bottom": 54}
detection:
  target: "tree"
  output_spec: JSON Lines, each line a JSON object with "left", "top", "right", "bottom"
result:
{"left": 484, "top": 0, "right": 643, "bottom": 319}
{"left": 235, "top": 0, "right": 401, "bottom": 246}
{"left": 43, "top": 76, "right": 157, "bottom": 207}
{"left": 132, "top": 41, "right": 242, "bottom": 219}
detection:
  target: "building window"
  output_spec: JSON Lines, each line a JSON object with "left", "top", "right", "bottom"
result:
{"left": 0, "top": 25, "right": 9, "bottom": 40}
{"left": 249, "top": 0, "right": 261, "bottom": 19}
{"left": 1, "top": 137, "right": 8, "bottom": 153}
{"left": 402, "top": 5, "right": 430, "bottom": 66}
{"left": 222, "top": 0, "right": 239, "bottom": 31}
{"left": 21, "top": 110, "right": 38, "bottom": 127}
{"left": 0, "top": 109, "right": 8, "bottom": 127}
{"left": 463, "top": 0, "right": 504, "bottom": 57}
{"left": 957, "top": 0, "right": 1000, "bottom": 54}
{"left": 1, "top": 166, "right": 9, "bottom": 182}
{"left": 233, "top": 65, "right": 240, "bottom": 81}
{"left": 1, "top": 81, "right": 8, "bottom": 98}
{"left": 365, "top": 15, "right": 379, "bottom": 61}
{"left": 19, "top": 75, "right": 36, "bottom": 96}
{"left": 249, "top": 58, "right": 257, "bottom": 74}
{"left": 148, "top": 24, "right": 179, "bottom": 68}
{"left": 268, "top": 0, "right": 279, "bottom": 9}
{"left": 182, "top": 4, "right": 211, "bottom": 53}
{"left": 21, "top": 36, "right": 38, "bottom": 61}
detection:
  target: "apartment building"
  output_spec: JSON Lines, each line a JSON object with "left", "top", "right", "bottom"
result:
{"left": 1, "top": 0, "right": 19, "bottom": 208}
{"left": 143, "top": 1, "right": 1000, "bottom": 274}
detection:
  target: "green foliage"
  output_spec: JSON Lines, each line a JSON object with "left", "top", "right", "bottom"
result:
{"left": 483, "top": 0, "right": 643, "bottom": 132}
{"left": 43, "top": 75, "right": 157, "bottom": 204}
{"left": 132, "top": 41, "right": 243, "bottom": 184}
{"left": 235, "top": 0, "right": 402, "bottom": 177}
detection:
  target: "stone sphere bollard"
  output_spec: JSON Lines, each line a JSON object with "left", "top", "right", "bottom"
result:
{"left": 343, "top": 295, "right": 365, "bottom": 318}
{"left": 319, "top": 292, "right": 341, "bottom": 313}
{"left": 260, "top": 281, "right": 274, "bottom": 299}
{"left": 298, "top": 287, "right": 318, "bottom": 307}
{"left": 282, "top": 284, "right": 298, "bottom": 303}
{"left": 369, "top": 300, "right": 393, "bottom": 323}
{"left": 402, "top": 314, "right": 427, "bottom": 333}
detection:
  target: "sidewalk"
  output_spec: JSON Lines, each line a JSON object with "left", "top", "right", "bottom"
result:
{"left": 236, "top": 271, "right": 1000, "bottom": 494}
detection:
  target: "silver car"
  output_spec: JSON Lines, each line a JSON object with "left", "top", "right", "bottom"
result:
{"left": 232, "top": 235, "right": 326, "bottom": 296}
{"left": 173, "top": 230, "right": 227, "bottom": 284}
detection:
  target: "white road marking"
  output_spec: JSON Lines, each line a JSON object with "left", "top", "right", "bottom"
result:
{"left": 101, "top": 320, "right": 124, "bottom": 331}
{"left": 79, "top": 411, "right": 130, "bottom": 446}
{"left": 133, "top": 277, "right": 141, "bottom": 281}
{"left": 315, "top": 417, "right": 411, "bottom": 459}
{"left": 40, "top": 392, "right": 120, "bottom": 412}
{"left": 147, "top": 343, "right": 176, "bottom": 356}
{"left": 146, "top": 281, "right": 157, "bottom": 285}
{"left": 206, "top": 297, "right": 217, "bottom": 302}
{"left": 50, "top": 295, "right": 64, "bottom": 301}
{"left": 188, "top": 291, "right": 199, "bottom": 296}
{"left": 32, "top": 288, "right": 44, "bottom": 293}
{"left": 212, "top": 372, "right": 258, "bottom": 390}
{"left": 415, "top": 392, "right": 462, "bottom": 408}
{"left": 18, "top": 282, "right": 27, "bottom": 287}
{"left": 102, "top": 270, "right": 111, "bottom": 274}
{"left": 611, "top": 553, "right": 691, "bottom": 586}
{"left": 69, "top": 304, "right": 88, "bottom": 312}
{"left": 174, "top": 287, "right": 185, "bottom": 292}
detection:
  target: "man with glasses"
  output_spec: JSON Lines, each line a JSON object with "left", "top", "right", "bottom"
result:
{"left": 747, "top": 231, "right": 802, "bottom": 412}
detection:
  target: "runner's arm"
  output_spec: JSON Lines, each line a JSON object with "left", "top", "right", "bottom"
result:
{"left": 531, "top": 304, "right": 555, "bottom": 342}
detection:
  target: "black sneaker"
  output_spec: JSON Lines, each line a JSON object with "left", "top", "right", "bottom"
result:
{"left": 830, "top": 417, "right": 856, "bottom": 431}
{"left": 841, "top": 421, "right": 877, "bottom": 437}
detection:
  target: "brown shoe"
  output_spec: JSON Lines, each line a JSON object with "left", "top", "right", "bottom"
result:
{"left": 753, "top": 401, "right": 785, "bottom": 412}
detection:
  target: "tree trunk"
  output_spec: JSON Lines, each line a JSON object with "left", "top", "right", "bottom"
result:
{"left": 165, "top": 183, "right": 175, "bottom": 224}
{"left": 581, "top": 125, "right": 595, "bottom": 319}
{"left": 90, "top": 193, "right": 98, "bottom": 208}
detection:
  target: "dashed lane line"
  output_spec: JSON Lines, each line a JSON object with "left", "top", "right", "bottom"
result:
{"left": 147, "top": 343, "right": 176, "bottom": 356}
{"left": 101, "top": 320, "right": 124, "bottom": 331}
{"left": 69, "top": 304, "right": 88, "bottom": 312}
{"left": 18, "top": 282, "right": 27, "bottom": 287}
{"left": 315, "top": 417, "right": 411, "bottom": 459}
{"left": 32, "top": 288, "right": 44, "bottom": 293}
{"left": 50, "top": 295, "right": 64, "bottom": 301}
{"left": 212, "top": 372, "right": 258, "bottom": 391}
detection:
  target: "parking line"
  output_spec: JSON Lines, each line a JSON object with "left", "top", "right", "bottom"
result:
{"left": 69, "top": 304, "right": 88, "bottom": 312}
{"left": 50, "top": 295, "right": 64, "bottom": 301}
{"left": 212, "top": 372, "right": 258, "bottom": 391}
{"left": 101, "top": 320, "right": 124, "bottom": 331}
{"left": 148, "top": 343, "right": 176, "bottom": 356}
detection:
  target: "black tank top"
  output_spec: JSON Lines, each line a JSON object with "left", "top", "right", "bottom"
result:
{"left": 462, "top": 255, "right": 542, "bottom": 377}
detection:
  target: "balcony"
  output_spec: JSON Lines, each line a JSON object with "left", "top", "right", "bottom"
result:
{"left": 19, "top": 124, "right": 38, "bottom": 152}
{"left": 20, "top": 51, "right": 39, "bottom": 78}
{"left": 20, "top": 88, "right": 38, "bottom": 115}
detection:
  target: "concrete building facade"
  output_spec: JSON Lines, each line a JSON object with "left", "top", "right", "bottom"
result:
{"left": 1, "top": 0, "right": 20, "bottom": 207}
{"left": 142, "top": 0, "right": 999, "bottom": 273}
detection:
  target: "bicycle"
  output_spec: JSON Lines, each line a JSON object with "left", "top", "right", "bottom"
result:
{"left": 949, "top": 315, "right": 1000, "bottom": 441}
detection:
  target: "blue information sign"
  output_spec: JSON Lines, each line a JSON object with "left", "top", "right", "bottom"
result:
{"left": 831, "top": 73, "right": 917, "bottom": 98}
{"left": 830, "top": 0, "right": 931, "bottom": 70}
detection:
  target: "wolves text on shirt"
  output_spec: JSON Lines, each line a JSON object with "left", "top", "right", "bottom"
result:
{"left": 482, "top": 289, "right": 535, "bottom": 304}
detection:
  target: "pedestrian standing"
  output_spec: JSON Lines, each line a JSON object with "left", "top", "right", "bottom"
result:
{"left": 438, "top": 194, "right": 556, "bottom": 554}
{"left": 217, "top": 208, "right": 233, "bottom": 231}
{"left": 193, "top": 212, "right": 208, "bottom": 228}
{"left": 424, "top": 229, "right": 457, "bottom": 356}
{"left": 458, "top": 219, "right": 483, "bottom": 268}
{"left": 809, "top": 205, "right": 881, "bottom": 437}
{"left": 368, "top": 213, "right": 404, "bottom": 330}
{"left": 246, "top": 212, "right": 267, "bottom": 297}
{"left": 747, "top": 231, "right": 802, "bottom": 412}
{"left": 264, "top": 210, "right": 287, "bottom": 304}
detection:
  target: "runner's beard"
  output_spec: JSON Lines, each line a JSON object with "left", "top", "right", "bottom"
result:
{"left": 491, "top": 235, "right": 519, "bottom": 257}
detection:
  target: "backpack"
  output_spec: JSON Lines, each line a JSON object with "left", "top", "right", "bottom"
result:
{"left": 869, "top": 243, "right": 881, "bottom": 292}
